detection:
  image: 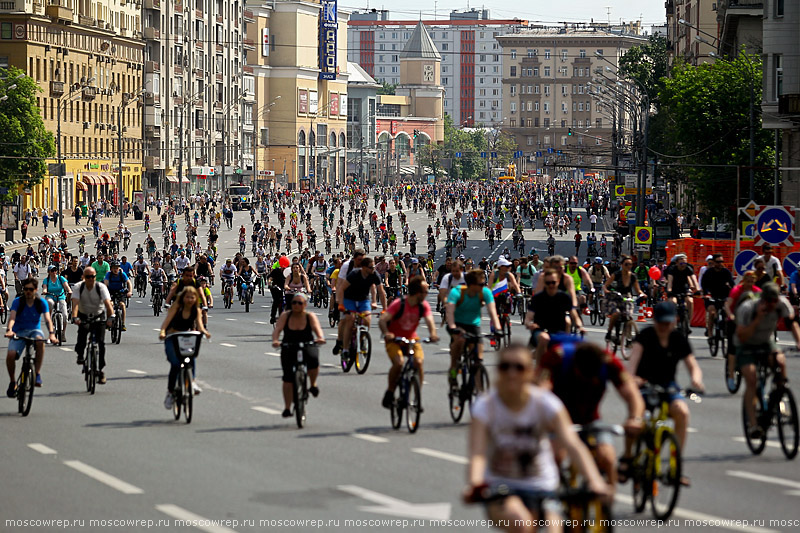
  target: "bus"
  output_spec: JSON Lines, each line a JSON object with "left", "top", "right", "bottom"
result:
{"left": 227, "top": 184, "right": 253, "bottom": 211}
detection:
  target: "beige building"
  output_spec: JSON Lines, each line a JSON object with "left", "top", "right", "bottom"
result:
{"left": 498, "top": 27, "right": 645, "bottom": 174}
{"left": 665, "top": 0, "right": 717, "bottom": 65}
{"left": 245, "top": 0, "right": 349, "bottom": 190}
{"left": 0, "top": 0, "right": 144, "bottom": 211}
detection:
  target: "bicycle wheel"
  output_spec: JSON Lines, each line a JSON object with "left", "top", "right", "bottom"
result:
{"left": 776, "top": 387, "right": 799, "bottom": 459}
{"left": 183, "top": 368, "right": 193, "bottom": 424}
{"left": 294, "top": 369, "right": 307, "bottom": 428}
{"left": 321, "top": 288, "right": 329, "bottom": 309}
{"left": 651, "top": 431, "right": 681, "bottom": 521}
{"left": 53, "top": 313, "right": 63, "bottom": 346}
{"left": 708, "top": 328, "right": 719, "bottom": 357}
{"left": 18, "top": 360, "right": 34, "bottom": 416}
{"left": 391, "top": 383, "right": 403, "bottom": 429}
{"left": 590, "top": 302, "right": 598, "bottom": 325}
{"left": 406, "top": 375, "right": 421, "bottom": 433}
{"left": 328, "top": 308, "right": 337, "bottom": 328}
{"left": 742, "top": 392, "right": 767, "bottom": 455}
{"left": 618, "top": 323, "right": 632, "bottom": 360}
{"left": 598, "top": 303, "right": 606, "bottom": 326}
{"left": 355, "top": 331, "right": 371, "bottom": 375}
{"left": 245, "top": 292, "right": 250, "bottom": 313}
{"left": 631, "top": 433, "right": 650, "bottom": 513}
{"left": 518, "top": 298, "right": 526, "bottom": 326}
{"left": 0, "top": 302, "right": 7, "bottom": 324}
{"left": 87, "top": 345, "right": 97, "bottom": 395}
{"left": 725, "top": 355, "right": 741, "bottom": 394}
{"left": 114, "top": 315, "right": 122, "bottom": 344}
{"left": 469, "top": 362, "right": 490, "bottom": 413}
{"left": 449, "top": 364, "right": 467, "bottom": 423}
{"left": 503, "top": 317, "right": 512, "bottom": 348}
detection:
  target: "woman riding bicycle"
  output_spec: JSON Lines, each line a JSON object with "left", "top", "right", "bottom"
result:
{"left": 284, "top": 263, "right": 311, "bottom": 308}
{"left": 158, "top": 286, "right": 211, "bottom": 408}
{"left": 42, "top": 265, "right": 71, "bottom": 341}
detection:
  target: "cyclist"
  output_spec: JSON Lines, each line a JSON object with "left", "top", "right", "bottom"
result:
{"left": 42, "top": 265, "right": 71, "bottom": 341}
{"left": 700, "top": 254, "right": 734, "bottom": 338}
{"left": 757, "top": 244, "right": 784, "bottom": 287}
{"left": 219, "top": 258, "right": 238, "bottom": 297}
{"left": 627, "top": 301, "right": 704, "bottom": 485}
{"left": 103, "top": 261, "right": 132, "bottom": 331}
{"left": 445, "top": 269, "right": 501, "bottom": 388}
{"left": 5, "top": 278, "right": 57, "bottom": 394}
{"left": 535, "top": 336, "right": 644, "bottom": 491}
{"left": 565, "top": 255, "right": 593, "bottom": 311}
{"left": 465, "top": 344, "right": 610, "bottom": 528}
{"left": 515, "top": 257, "right": 537, "bottom": 299}
{"left": 604, "top": 255, "right": 646, "bottom": 343}
{"left": 384, "top": 257, "right": 406, "bottom": 303}
{"left": 525, "top": 268, "right": 583, "bottom": 362}
{"left": 379, "top": 275, "right": 439, "bottom": 409}
{"left": 438, "top": 260, "right": 466, "bottom": 310}
{"left": 72, "top": 267, "right": 115, "bottom": 385}
{"left": 91, "top": 253, "right": 110, "bottom": 283}
{"left": 149, "top": 260, "right": 167, "bottom": 299}
{"left": 159, "top": 285, "right": 211, "bottom": 406}
{"left": 268, "top": 259, "right": 288, "bottom": 324}
{"left": 488, "top": 257, "right": 521, "bottom": 341}
{"left": 338, "top": 256, "right": 387, "bottom": 362}
{"left": 166, "top": 267, "right": 209, "bottom": 311}
{"left": 309, "top": 252, "right": 328, "bottom": 298}
{"left": 333, "top": 248, "right": 367, "bottom": 355}
{"left": 237, "top": 258, "right": 256, "bottom": 304}
{"left": 175, "top": 250, "right": 191, "bottom": 271}
{"left": 132, "top": 255, "right": 149, "bottom": 294}
{"left": 587, "top": 257, "right": 609, "bottom": 309}
{"left": 666, "top": 254, "right": 698, "bottom": 325}
{"left": 734, "top": 283, "right": 800, "bottom": 440}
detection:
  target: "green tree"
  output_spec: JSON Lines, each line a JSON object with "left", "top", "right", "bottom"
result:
{"left": 377, "top": 81, "right": 396, "bottom": 95}
{"left": 618, "top": 35, "right": 668, "bottom": 106}
{"left": 657, "top": 52, "right": 773, "bottom": 217}
{"left": 0, "top": 66, "right": 54, "bottom": 202}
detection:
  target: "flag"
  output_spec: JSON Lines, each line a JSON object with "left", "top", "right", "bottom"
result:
{"left": 492, "top": 278, "right": 509, "bottom": 297}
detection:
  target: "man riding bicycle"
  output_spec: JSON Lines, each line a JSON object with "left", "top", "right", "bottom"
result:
{"left": 666, "top": 254, "right": 698, "bottom": 323}
{"left": 337, "top": 256, "right": 387, "bottom": 362}
{"left": 700, "top": 253, "right": 734, "bottom": 338}
{"left": 103, "top": 261, "right": 132, "bottom": 331}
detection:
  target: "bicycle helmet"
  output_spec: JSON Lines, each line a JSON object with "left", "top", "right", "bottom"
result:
{"left": 594, "top": 257, "right": 603, "bottom": 264}
{"left": 110, "top": 261, "right": 121, "bottom": 267}
{"left": 197, "top": 276, "right": 207, "bottom": 283}
{"left": 48, "top": 265, "right": 59, "bottom": 272}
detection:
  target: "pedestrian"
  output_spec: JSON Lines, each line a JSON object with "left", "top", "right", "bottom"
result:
{"left": 52, "top": 210, "right": 59, "bottom": 228}
{"left": 42, "top": 212, "right": 49, "bottom": 232}
{"left": 74, "top": 205, "right": 81, "bottom": 225}
{"left": 574, "top": 230, "right": 582, "bottom": 254}
{"left": 32, "top": 208, "right": 38, "bottom": 226}
{"left": 20, "top": 220, "right": 28, "bottom": 240}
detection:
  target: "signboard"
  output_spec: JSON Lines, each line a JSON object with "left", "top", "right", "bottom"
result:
{"left": 298, "top": 89, "right": 308, "bottom": 114}
{"left": 634, "top": 226, "right": 652, "bottom": 245}
{"left": 634, "top": 243, "right": 650, "bottom": 252}
{"left": 754, "top": 205, "right": 795, "bottom": 246}
{"left": 427, "top": 175, "right": 435, "bottom": 185}
{"left": 0, "top": 204, "right": 18, "bottom": 230}
{"left": 626, "top": 210, "right": 636, "bottom": 224}
{"left": 339, "top": 93, "right": 347, "bottom": 116}
{"left": 309, "top": 90, "right": 319, "bottom": 114}
{"left": 743, "top": 200, "right": 758, "bottom": 219}
{"left": 257, "top": 170, "right": 275, "bottom": 177}
{"left": 741, "top": 221, "right": 755, "bottom": 240}
{"left": 329, "top": 93, "right": 339, "bottom": 116}
{"left": 623, "top": 172, "right": 637, "bottom": 188}
{"left": 318, "top": 0, "right": 338, "bottom": 80}
{"left": 783, "top": 252, "right": 800, "bottom": 280}
{"left": 614, "top": 185, "right": 625, "bottom": 197}
{"left": 261, "top": 28, "right": 270, "bottom": 57}
{"left": 733, "top": 250, "right": 759, "bottom": 276}
{"left": 133, "top": 191, "right": 144, "bottom": 213}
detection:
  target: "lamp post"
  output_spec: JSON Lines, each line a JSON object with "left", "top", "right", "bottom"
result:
{"left": 252, "top": 95, "right": 281, "bottom": 190}
{"left": 116, "top": 90, "right": 146, "bottom": 225}
{"left": 221, "top": 91, "right": 246, "bottom": 198}
{"left": 0, "top": 74, "right": 22, "bottom": 241}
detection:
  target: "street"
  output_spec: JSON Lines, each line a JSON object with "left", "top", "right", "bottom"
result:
{"left": 3, "top": 205, "right": 800, "bottom": 533}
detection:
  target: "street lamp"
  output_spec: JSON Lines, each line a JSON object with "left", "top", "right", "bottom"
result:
{"left": 252, "top": 95, "right": 281, "bottom": 189}
{"left": 117, "top": 90, "right": 145, "bottom": 225}
{"left": 221, "top": 90, "right": 247, "bottom": 196}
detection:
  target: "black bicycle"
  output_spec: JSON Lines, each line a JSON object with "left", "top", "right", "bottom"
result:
{"left": 45, "top": 296, "right": 66, "bottom": 346}
{"left": 589, "top": 287, "right": 606, "bottom": 326}
{"left": 448, "top": 330, "right": 493, "bottom": 423}
{"left": 675, "top": 293, "right": 691, "bottom": 337}
{"left": 0, "top": 292, "right": 8, "bottom": 324}
{"left": 79, "top": 315, "right": 105, "bottom": 395}
{"left": 135, "top": 273, "right": 147, "bottom": 297}
{"left": 389, "top": 337, "right": 430, "bottom": 433}
{"left": 166, "top": 331, "right": 203, "bottom": 424}
{"left": 706, "top": 298, "right": 727, "bottom": 357}
{"left": 152, "top": 284, "right": 163, "bottom": 316}
{"left": 328, "top": 292, "right": 339, "bottom": 327}
{"left": 13, "top": 336, "right": 38, "bottom": 416}
{"left": 282, "top": 341, "right": 315, "bottom": 428}
{"left": 110, "top": 292, "right": 125, "bottom": 345}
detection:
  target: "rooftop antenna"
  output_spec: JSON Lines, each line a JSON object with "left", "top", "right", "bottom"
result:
{"left": 606, "top": 6, "right": 611, "bottom": 25}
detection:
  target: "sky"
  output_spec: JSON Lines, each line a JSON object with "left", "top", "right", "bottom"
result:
{"left": 342, "top": 0, "right": 666, "bottom": 29}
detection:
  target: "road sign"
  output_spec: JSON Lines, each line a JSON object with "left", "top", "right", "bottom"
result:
{"left": 634, "top": 243, "right": 650, "bottom": 252}
{"left": 743, "top": 200, "right": 759, "bottom": 219}
{"left": 733, "top": 250, "right": 759, "bottom": 276}
{"left": 783, "top": 252, "right": 800, "bottom": 280}
{"left": 627, "top": 210, "right": 636, "bottom": 224}
{"left": 547, "top": 148, "right": 554, "bottom": 154}
{"left": 480, "top": 152, "right": 487, "bottom": 158}
{"left": 615, "top": 185, "right": 625, "bottom": 197}
{"left": 635, "top": 226, "right": 652, "bottom": 245}
{"left": 623, "top": 173, "right": 637, "bottom": 188}
{"left": 754, "top": 206, "right": 795, "bottom": 246}
{"left": 741, "top": 221, "right": 755, "bottom": 240}
{"left": 455, "top": 152, "right": 462, "bottom": 158}
{"left": 491, "top": 151, "right": 497, "bottom": 159}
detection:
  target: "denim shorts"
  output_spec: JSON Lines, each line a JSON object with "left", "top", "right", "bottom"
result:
{"left": 9, "top": 329, "right": 45, "bottom": 357}
{"left": 343, "top": 298, "right": 371, "bottom": 313}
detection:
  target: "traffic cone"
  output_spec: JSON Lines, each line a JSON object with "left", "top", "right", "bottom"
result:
{"left": 636, "top": 304, "right": 647, "bottom": 322}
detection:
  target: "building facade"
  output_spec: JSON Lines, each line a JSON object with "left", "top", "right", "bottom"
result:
{"left": 348, "top": 9, "right": 527, "bottom": 127}
{"left": 0, "top": 0, "right": 144, "bottom": 211}
{"left": 497, "top": 27, "right": 645, "bottom": 174}
{"left": 717, "top": 0, "right": 763, "bottom": 57}
{"left": 665, "top": 0, "right": 717, "bottom": 65}
{"left": 345, "top": 61, "right": 379, "bottom": 182}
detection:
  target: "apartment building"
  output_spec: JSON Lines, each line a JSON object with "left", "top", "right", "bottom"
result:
{"left": 348, "top": 8, "right": 527, "bottom": 127}
{"left": 0, "top": 0, "right": 144, "bottom": 211}
{"left": 142, "top": 0, "right": 244, "bottom": 195}
{"left": 497, "top": 27, "right": 645, "bottom": 173}
{"left": 665, "top": 0, "right": 717, "bottom": 65}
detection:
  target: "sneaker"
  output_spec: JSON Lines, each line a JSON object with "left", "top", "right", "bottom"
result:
{"left": 6, "top": 382, "right": 15, "bottom": 398}
{"left": 332, "top": 340, "right": 342, "bottom": 355}
{"left": 281, "top": 408, "right": 292, "bottom": 418}
{"left": 382, "top": 390, "right": 394, "bottom": 409}
{"left": 192, "top": 382, "right": 202, "bottom": 395}
{"left": 98, "top": 371, "right": 106, "bottom": 384}
{"left": 164, "top": 392, "right": 174, "bottom": 410}
{"left": 748, "top": 426, "right": 763, "bottom": 440}
{"left": 727, "top": 377, "right": 737, "bottom": 391}
{"left": 604, "top": 332, "right": 612, "bottom": 342}
{"left": 309, "top": 386, "right": 319, "bottom": 398}
{"left": 35, "top": 374, "right": 42, "bottom": 387}
{"left": 121, "top": 325, "right": 127, "bottom": 332}
{"left": 76, "top": 354, "right": 84, "bottom": 365}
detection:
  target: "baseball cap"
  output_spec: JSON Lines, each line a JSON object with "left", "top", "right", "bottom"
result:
{"left": 497, "top": 257, "right": 512, "bottom": 267}
{"left": 411, "top": 258, "right": 419, "bottom": 264}
{"left": 705, "top": 255, "right": 714, "bottom": 261}
{"left": 654, "top": 301, "right": 677, "bottom": 323}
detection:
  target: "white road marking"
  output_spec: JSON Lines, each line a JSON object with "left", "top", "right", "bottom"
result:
{"left": 265, "top": 352, "right": 280, "bottom": 357}
{"left": 225, "top": 318, "right": 237, "bottom": 321}
{"left": 153, "top": 328, "right": 161, "bottom": 332}
{"left": 322, "top": 363, "right": 337, "bottom": 368}
{"left": 352, "top": 433, "right": 389, "bottom": 443}
{"left": 126, "top": 369, "right": 147, "bottom": 375}
{"left": 129, "top": 323, "right": 140, "bottom": 326}
{"left": 261, "top": 305, "right": 269, "bottom": 308}
{"left": 254, "top": 321, "right": 269, "bottom": 325}
{"left": 63, "top": 460, "right": 144, "bottom": 494}
{"left": 155, "top": 504, "right": 237, "bottom": 533}
{"left": 687, "top": 427, "right": 698, "bottom": 433}
{"left": 251, "top": 406, "right": 281, "bottom": 415}
{"left": 727, "top": 469, "right": 800, "bottom": 490}
{"left": 28, "top": 443, "right": 57, "bottom": 455}
{"left": 731, "top": 436, "right": 782, "bottom": 449}
{"left": 411, "top": 447, "right": 468, "bottom": 465}
{"left": 219, "top": 343, "right": 236, "bottom": 348}
{"left": 59, "top": 347, "right": 72, "bottom": 352}
{"left": 135, "top": 301, "right": 143, "bottom": 304}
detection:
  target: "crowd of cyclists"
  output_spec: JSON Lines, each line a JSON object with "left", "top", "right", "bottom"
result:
{"left": 4, "top": 178, "right": 800, "bottom": 532}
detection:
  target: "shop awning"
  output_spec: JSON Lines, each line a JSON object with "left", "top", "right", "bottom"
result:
{"left": 181, "top": 177, "right": 190, "bottom": 184}
{"left": 101, "top": 174, "right": 116, "bottom": 185}
{"left": 165, "top": 175, "right": 179, "bottom": 183}
{"left": 82, "top": 173, "right": 100, "bottom": 185}
{"left": 76, "top": 181, "right": 88, "bottom": 191}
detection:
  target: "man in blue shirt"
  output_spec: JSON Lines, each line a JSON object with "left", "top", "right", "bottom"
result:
{"left": 5, "top": 278, "right": 57, "bottom": 395}
{"left": 104, "top": 261, "right": 132, "bottom": 331}
{"left": 119, "top": 255, "right": 134, "bottom": 278}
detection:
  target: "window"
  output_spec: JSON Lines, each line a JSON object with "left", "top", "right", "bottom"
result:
{"left": 561, "top": 50, "right": 568, "bottom": 61}
{"left": 442, "top": 77, "right": 449, "bottom": 85}
{"left": 776, "top": 0, "right": 784, "bottom": 16}
{"left": 0, "top": 56, "right": 8, "bottom": 69}
{"left": 510, "top": 66, "right": 517, "bottom": 77}
{"left": 775, "top": 54, "right": 783, "bottom": 99}
{"left": 480, "top": 54, "right": 486, "bottom": 61}
{"left": 596, "top": 49, "right": 603, "bottom": 56}
{"left": 596, "top": 119, "right": 602, "bottom": 128}
{"left": 510, "top": 102, "right": 517, "bottom": 112}
{"left": 391, "top": 55, "right": 398, "bottom": 62}
{"left": 543, "top": 118, "right": 550, "bottom": 128}
{"left": 527, "top": 50, "right": 534, "bottom": 58}
{"left": 259, "top": 127, "right": 269, "bottom": 146}
{"left": 544, "top": 85, "right": 550, "bottom": 96}
{"left": 494, "top": 55, "right": 499, "bottom": 61}
{"left": 544, "top": 49, "right": 551, "bottom": 59}
{"left": 533, "top": 67, "right": 539, "bottom": 77}
{"left": 442, "top": 32, "right": 448, "bottom": 38}
{"left": 534, "top": 85, "right": 540, "bottom": 94}
{"left": 543, "top": 102, "right": 549, "bottom": 112}
{"left": 510, "top": 86, "right": 516, "bottom": 96}
{"left": 561, "top": 102, "right": 567, "bottom": 111}
{"left": 0, "top": 22, "right": 12, "bottom": 40}
{"left": 543, "top": 66, "right": 551, "bottom": 77}
{"left": 441, "top": 43, "right": 448, "bottom": 51}
{"left": 580, "top": 49, "right": 586, "bottom": 58}
{"left": 533, "top": 102, "right": 538, "bottom": 111}
{"left": 561, "top": 120, "right": 566, "bottom": 127}
{"left": 527, "top": 136, "right": 533, "bottom": 146}
{"left": 391, "top": 32, "right": 397, "bottom": 39}
{"left": 561, "top": 136, "right": 567, "bottom": 146}
{"left": 378, "top": 55, "right": 384, "bottom": 62}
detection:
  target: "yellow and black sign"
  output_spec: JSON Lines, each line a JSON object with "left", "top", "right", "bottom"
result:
{"left": 634, "top": 226, "right": 652, "bottom": 245}
{"left": 615, "top": 185, "right": 625, "bottom": 197}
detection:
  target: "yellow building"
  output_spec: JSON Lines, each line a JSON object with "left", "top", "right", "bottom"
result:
{"left": 246, "top": 0, "right": 349, "bottom": 190}
{"left": 0, "top": 1, "right": 144, "bottom": 212}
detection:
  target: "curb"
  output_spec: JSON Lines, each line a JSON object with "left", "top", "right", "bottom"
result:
{"left": 2, "top": 220, "right": 146, "bottom": 251}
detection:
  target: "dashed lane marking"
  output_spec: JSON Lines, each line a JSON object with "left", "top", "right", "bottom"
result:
{"left": 219, "top": 343, "right": 236, "bottom": 348}
{"left": 251, "top": 406, "right": 282, "bottom": 415}
{"left": 411, "top": 447, "right": 468, "bottom": 465}
{"left": 352, "top": 433, "right": 389, "bottom": 443}
{"left": 265, "top": 352, "right": 280, "bottom": 357}
{"left": 727, "top": 469, "right": 800, "bottom": 490}
{"left": 225, "top": 318, "right": 237, "bottom": 321}
{"left": 127, "top": 369, "right": 147, "bottom": 375}
{"left": 254, "top": 321, "right": 270, "bottom": 325}
{"left": 28, "top": 443, "right": 57, "bottom": 455}
{"left": 731, "top": 436, "right": 782, "bottom": 449}
{"left": 63, "top": 460, "right": 144, "bottom": 494}
{"left": 59, "top": 347, "right": 72, "bottom": 352}
{"left": 129, "top": 323, "right": 140, "bottom": 326}
{"left": 155, "top": 504, "right": 237, "bottom": 533}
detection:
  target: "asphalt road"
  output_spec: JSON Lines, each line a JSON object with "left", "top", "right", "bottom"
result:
{"left": 3, "top": 202, "right": 800, "bottom": 533}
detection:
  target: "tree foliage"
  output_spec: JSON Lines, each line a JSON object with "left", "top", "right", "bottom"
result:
{"left": 0, "top": 66, "right": 55, "bottom": 202}
{"left": 377, "top": 81, "right": 397, "bottom": 95}
{"left": 434, "top": 114, "right": 519, "bottom": 181}
{"left": 618, "top": 35, "right": 669, "bottom": 105}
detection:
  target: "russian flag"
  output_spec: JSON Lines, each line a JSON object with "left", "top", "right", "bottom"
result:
{"left": 492, "top": 278, "right": 509, "bottom": 297}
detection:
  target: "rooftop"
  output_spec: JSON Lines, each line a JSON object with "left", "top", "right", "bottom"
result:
{"left": 400, "top": 21, "right": 441, "bottom": 60}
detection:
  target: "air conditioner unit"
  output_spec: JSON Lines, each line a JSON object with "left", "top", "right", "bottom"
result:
{"left": 106, "top": 23, "right": 113, "bottom": 30}
{"left": 99, "top": 124, "right": 105, "bottom": 130}
{"left": 83, "top": 121, "right": 90, "bottom": 128}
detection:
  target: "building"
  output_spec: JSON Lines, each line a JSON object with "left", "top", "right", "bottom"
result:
{"left": 348, "top": 9, "right": 527, "bottom": 127}
{"left": 497, "top": 26, "right": 645, "bottom": 174}
{"left": 142, "top": 0, "right": 244, "bottom": 196}
{"left": 717, "top": 0, "right": 763, "bottom": 57}
{"left": 665, "top": 0, "right": 717, "bottom": 65}
{"left": 0, "top": 0, "right": 144, "bottom": 211}
{"left": 246, "top": 0, "right": 349, "bottom": 190}
{"left": 345, "top": 61, "right": 379, "bottom": 181}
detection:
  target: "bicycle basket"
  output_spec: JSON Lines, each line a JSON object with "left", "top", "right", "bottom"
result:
{"left": 169, "top": 332, "right": 202, "bottom": 358}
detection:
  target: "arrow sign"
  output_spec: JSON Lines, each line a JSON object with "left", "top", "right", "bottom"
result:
{"left": 755, "top": 206, "right": 795, "bottom": 246}
{"left": 783, "top": 252, "right": 800, "bottom": 279}
{"left": 338, "top": 485, "right": 451, "bottom": 521}
{"left": 734, "top": 250, "right": 758, "bottom": 276}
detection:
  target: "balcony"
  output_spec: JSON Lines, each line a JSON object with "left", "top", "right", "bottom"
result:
{"left": 50, "top": 80, "right": 65, "bottom": 97}
{"left": 46, "top": 2, "right": 73, "bottom": 23}
{"left": 81, "top": 86, "right": 96, "bottom": 100}
{"left": 144, "top": 0, "right": 160, "bottom": 8}
{"left": 144, "top": 156, "right": 162, "bottom": 169}
{"left": 195, "top": 99, "right": 203, "bottom": 108}
{"left": 243, "top": 65, "right": 253, "bottom": 74}
{"left": 174, "top": 0, "right": 182, "bottom": 10}
{"left": 173, "top": 65, "right": 183, "bottom": 76}
{"left": 195, "top": 8, "right": 202, "bottom": 18}
{"left": 194, "top": 68, "right": 203, "bottom": 77}
{"left": 173, "top": 96, "right": 183, "bottom": 106}
{"left": 144, "top": 26, "right": 160, "bottom": 40}
{"left": 244, "top": 9, "right": 254, "bottom": 22}
{"left": 779, "top": 94, "right": 800, "bottom": 116}
{"left": 78, "top": 14, "right": 94, "bottom": 26}
{"left": 145, "top": 125, "right": 161, "bottom": 137}
{"left": 145, "top": 60, "right": 160, "bottom": 73}
{"left": 216, "top": 73, "right": 222, "bottom": 81}
{"left": 243, "top": 38, "right": 255, "bottom": 51}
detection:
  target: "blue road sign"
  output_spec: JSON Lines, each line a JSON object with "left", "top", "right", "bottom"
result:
{"left": 756, "top": 206, "right": 794, "bottom": 246}
{"left": 491, "top": 151, "right": 497, "bottom": 158}
{"left": 734, "top": 250, "right": 759, "bottom": 276}
{"left": 783, "top": 252, "right": 800, "bottom": 280}
{"left": 547, "top": 148, "right": 554, "bottom": 154}
{"left": 480, "top": 152, "right": 487, "bottom": 158}
{"left": 536, "top": 151, "right": 542, "bottom": 158}
{"left": 455, "top": 152, "right": 462, "bottom": 158}
{"left": 627, "top": 210, "right": 636, "bottom": 223}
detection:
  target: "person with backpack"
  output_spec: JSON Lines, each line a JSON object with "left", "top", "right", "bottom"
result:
{"left": 71, "top": 267, "right": 115, "bottom": 385}
{"left": 378, "top": 275, "right": 439, "bottom": 409}
{"left": 5, "top": 278, "right": 58, "bottom": 395}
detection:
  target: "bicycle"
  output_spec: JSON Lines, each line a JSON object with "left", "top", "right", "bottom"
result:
{"left": 341, "top": 311, "right": 372, "bottom": 375}
{"left": 79, "top": 315, "right": 105, "bottom": 395}
{"left": 222, "top": 278, "right": 234, "bottom": 309}
{"left": 630, "top": 385, "right": 701, "bottom": 520}
{"left": 589, "top": 287, "right": 606, "bottom": 326}
{"left": 152, "top": 284, "right": 163, "bottom": 316}
{"left": 109, "top": 293, "right": 124, "bottom": 345}
{"left": 45, "top": 296, "right": 66, "bottom": 345}
{"left": 605, "top": 293, "right": 638, "bottom": 360}
{"left": 238, "top": 277, "right": 254, "bottom": 312}
{"left": 135, "top": 273, "right": 147, "bottom": 298}
{"left": 312, "top": 277, "right": 328, "bottom": 309}
{"left": 675, "top": 293, "right": 691, "bottom": 337}
{"left": 706, "top": 298, "right": 727, "bottom": 357}
{"left": 166, "top": 331, "right": 203, "bottom": 424}
{"left": 448, "top": 330, "right": 492, "bottom": 423}
{"left": 327, "top": 292, "right": 340, "bottom": 328}
{"left": 493, "top": 296, "right": 513, "bottom": 350}
{"left": 516, "top": 292, "right": 528, "bottom": 326}
{"left": 741, "top": 348, "right": 798, "bottom": 459}
{"left": 13, "top": 336, "right": 39, "bottom": 416}
{"left": 282, "top": 341, "right": 318, "bottom": 428}
{"left": 389, "top": 337, "right": 431, "bottom": 434}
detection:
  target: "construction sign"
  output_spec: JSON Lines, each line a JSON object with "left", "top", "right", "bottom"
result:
{"left": 754, "top": 205, "right": 795, "bottom": 247}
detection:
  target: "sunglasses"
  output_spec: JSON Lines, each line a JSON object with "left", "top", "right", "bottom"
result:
{"left": 23, "top": 287, "right": 35, "bottom": 292}
{"left": 83, "top": 275, "right": 93, "bottom": 279}
{"left": 569, "top": 262, "right": 578, "bottom": 265}
{"left": 498, "top": 361, "right": 527, "bottom": 373}
{"left": 545, "top": 280, "right": 557, "bottom": 286}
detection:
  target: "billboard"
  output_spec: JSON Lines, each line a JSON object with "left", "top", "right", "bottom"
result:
{"left": 319, "top": 0, "right": 337, "bottom": 80}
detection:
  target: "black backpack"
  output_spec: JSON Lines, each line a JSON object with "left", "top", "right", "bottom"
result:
{"left": 12, "top": 296, "right": 46, "bottom": 315}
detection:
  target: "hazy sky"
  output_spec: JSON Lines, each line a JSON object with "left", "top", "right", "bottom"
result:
{"left": 343, "top": 0, "right": 666, "bottom": 27}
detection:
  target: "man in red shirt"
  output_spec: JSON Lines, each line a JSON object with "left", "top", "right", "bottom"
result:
{"left": 378, "top": 275, "right": 439, "bottom": 409}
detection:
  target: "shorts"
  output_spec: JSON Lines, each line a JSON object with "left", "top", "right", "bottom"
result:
{"left": 641, "top": 381, "right": 684, "bottom": 406}
{"left": 528, "top": 328, "right": 548, "bottom": 349}
{"left": 386, "top": 339, "right": 425, "bottom": 365}
{"left": 280, "top": 344, "right": 320, "bottom": 383}
{"left": 484, "top": 486, "right": 561, "bottom": 516}
{"left": 9, "top": 329, "right": 45, "bottom": 356}
{"left": 736, "top": 344, "right": 774, "bottom": 369}
{"left": 449, "top": 323, "right": 481, "bottom": 345}
{"left": 343, "top": 298, "right": 371, "bottom": 313}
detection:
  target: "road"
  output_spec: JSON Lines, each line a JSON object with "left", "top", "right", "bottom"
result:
{"left": 3, "top": 202, "right": 799, "bottom": 533}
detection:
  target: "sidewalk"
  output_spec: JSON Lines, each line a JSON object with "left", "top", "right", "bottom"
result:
{"left": 2, "top": 214, "right": 146, "bottom": 251}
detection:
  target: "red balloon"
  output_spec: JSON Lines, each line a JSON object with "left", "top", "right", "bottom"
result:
{"left": 649, "top": 265, "right": 662, "bottom": 281}
{"left": 278, "top": 256, "right": 290, "bottom": 269}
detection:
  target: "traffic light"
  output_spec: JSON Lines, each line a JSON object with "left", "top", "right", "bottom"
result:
{"left": 413, "top": 129, "right": 419, "bottom": 138}
{"left": 568, "top": 128, "right": 573, "bottom": 136}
